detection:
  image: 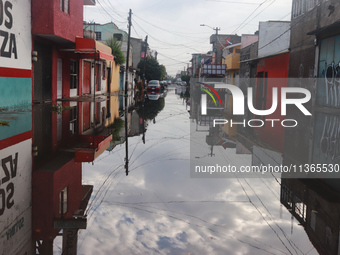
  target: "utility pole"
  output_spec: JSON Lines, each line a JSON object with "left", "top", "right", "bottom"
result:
{"left": 142, "top": 35, "right": 148, "bottom": 145}
{"left": 200, "top": 24, "right": 221, "bottom": 63}
{"left": 143, "top": 35, "right": 148, "bottom": 87}
{"left": 214, "top": 27, "right": 221, "bottom": 64}
{"left": 124, "top": 9, "right": 132, "bottom": 176}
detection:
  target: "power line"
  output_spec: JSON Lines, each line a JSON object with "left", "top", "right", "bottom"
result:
{"left": 231, "top": 0, "right": 271, "bottom": 34}
{"left": 96, "top": 0, "right": 125, "bottom": 24}
{"left": 236, "top": 0, "right": 279, "bottom": 32}
{"left": 133, "top": 14, "right": 210, "bottom": 41}
{"left": 132, "top": 18, "right": 204, "bottom": 52}
{"left": 205, "top": 0, "right": 262, "bottom": 4}
{"left": 258, "top": 0, "right": 328, "bottom": 51}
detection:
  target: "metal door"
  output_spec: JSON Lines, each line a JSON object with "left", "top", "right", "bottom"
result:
{"left": 83, "top": 61, "right": 91, "bottom": 94}
{"left": 82, "top": 102, "right": 91, "bottom": 132}
{"left": 95, "top": 63, "right": 101, "bottom": 91}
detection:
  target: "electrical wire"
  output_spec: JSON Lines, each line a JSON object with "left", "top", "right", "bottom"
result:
{"left": 235, "top": 0, "right": 279, "bottom": 32}
{"left": 205, "top": 0, "right": 261, "bottom": 4}
{"left": 231, "top": 0, "right": 271, "bottom": 34}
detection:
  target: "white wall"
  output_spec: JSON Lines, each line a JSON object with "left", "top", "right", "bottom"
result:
{"left": 241, "top": 34, "right": 259, "bottom": 49}
{"left": 258, "top": 21, "right": 290, "bottom": 58}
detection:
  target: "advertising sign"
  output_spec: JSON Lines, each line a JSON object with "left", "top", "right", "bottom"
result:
{"left": 0, "top": 0, "right": 31, "bottom": 70}
{"left": 0, "top": 139, "right": 33, "bottom": 255}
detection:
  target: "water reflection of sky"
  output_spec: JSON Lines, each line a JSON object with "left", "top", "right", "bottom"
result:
{"left": 76, "top": 89, "right": 317, "bottom": 255}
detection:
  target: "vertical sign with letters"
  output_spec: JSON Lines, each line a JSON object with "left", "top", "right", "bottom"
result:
{"left": 0, "top": 0, "right": 33, "bottom": 254}
{"left": 0, "top": 0, "right": 31, "bottom": 70}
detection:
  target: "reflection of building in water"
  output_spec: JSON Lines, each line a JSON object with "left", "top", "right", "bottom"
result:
{"left": 206, "top": 126, "right": 237, "bottom": 156}
{"left": 33, "top": 153, "right": 93, "bottom": 255}
{"left": 190, "top": 82, "right": 227, "bottom": 127}
{"left": 236, "top": 132, "right": 283, "bottom": 168}
{"left": 281, "top": 178, "right": 340, "bottom": 255}
{"left": 32, "top": 103, "right": 95, "bottom": 254}
{"left": 312, "top": 112, "right": 340, "bottom": 166}
{"left": 284, "top": 108, "right": 340, "bottom": 179}
{"left": 238, "top": 21, "right": 290, "bottom": 153}
{"left": 129, "top": 110, "right": 148, "bottom": 137}
{"left": 284, "top": 0, "right": 340, "bottom": 173}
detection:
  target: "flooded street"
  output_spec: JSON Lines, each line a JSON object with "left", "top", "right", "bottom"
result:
{"left": 2, "top": 1, "right": 340, "bottom": 253}
{"left": 68, "top": 86, "right": 318, "bottom": 255}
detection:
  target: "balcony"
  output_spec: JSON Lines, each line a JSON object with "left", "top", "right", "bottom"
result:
{"left": 224, "top": 54, "right": 240, "bottom": 70}
{"left": 74, "top": 131, "right": 112, "bottom": 162}
{"left": 84, "top": 0, "right": 96, "bottom": 5}
{"left": 201, "top": 64, "right": 226, "bottom": 76}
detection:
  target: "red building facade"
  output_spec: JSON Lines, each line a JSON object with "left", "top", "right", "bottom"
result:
{"left": 254, "top": 52, "right": 289, "bottom": 151}
{"left": 30, "top": 0, "right": 111, "bottom": 253}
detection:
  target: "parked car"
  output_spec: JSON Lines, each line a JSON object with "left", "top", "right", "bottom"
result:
{"left": 160, "top": 81, "right": 168, "bottom": 90}
{"left": 181, "top": 81, "right": 187, "bottom": 86}
{"left": 147, "top": 91, "right": 160, "bottom": 100}
{"left": 147, "top": 80, "right": 161, "bottom": 91}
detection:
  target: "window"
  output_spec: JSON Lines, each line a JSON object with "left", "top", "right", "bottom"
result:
{"left": 294, "top": 198, "right": 307, "bottom": 222}
{"left": 70, "top": 60, "right": 78, "bottom": 89}
{"left": 114, "top": 33, "right": 123, "bottom": 41}
{"left": 235, "top": 48, "right": 241, "bottom": 54}
{"left": 95, "top": 102, "right": 101, "bottom": 124}
{"left": 299, "top": 0, "right": 305, "bottom": 16}
{"left": 306, "top": 0, "right": 314, "bottom": 11}
{"left": 60, "top": 0, "right": 69, "bottom": 13}
{"left": 293, "top": 0, "right": 306, "bottom": 19}
{"left": 95, "top": 64, "right": 101, "bottom": 91}
{"left": 280, "top": 185, "right": 293, "bottom": 209}
{"left": 69, "top": 106, "right": 77, "bottom": 135}
{"left": 95, "top": 32, "right": 102, "bottom": 41}
{"left": 325, "top": 227, "right": 332, "bottom": 247}
{"left": 59, "top": 187, "right": 68, "bottom": 216}
{"left": 293, "top": 1, "right": 298, "bottom": 18}
{"left": 102, "top": 63, "right": 106, "bottom": 80}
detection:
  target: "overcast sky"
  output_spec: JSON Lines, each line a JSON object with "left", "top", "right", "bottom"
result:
{"left": 84, "top": 0, "right": 292, "bottom": 77}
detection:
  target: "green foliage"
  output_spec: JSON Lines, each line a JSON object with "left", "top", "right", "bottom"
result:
{"left": 159, "top": 65, "right": 166, "bottom": 80}
{"left": 51, "top": 104, "right": 72, "bottom": 114}
{"left": 136, "top": 98, "right": 165, "bottom": 120}
{"left": 0, "top": 121, "right": 9, "bottom": 126}
{"left": 137, "top": 58, "right": 166, "bottom": 81}
{"left": 109, "top": 118, "right": 124, "bottom": 141}
{"left": 106, "top": 38, "right": 125, "bottom": 65}
{"left": 181, "top": 75, "right": 190, "bottom": 85}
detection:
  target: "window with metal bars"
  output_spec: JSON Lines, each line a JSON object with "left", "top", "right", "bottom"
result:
{"left": 70, "top": 60, "right": 78, "bottom": 89}
{"left": 60, "top": 0, "right": 69, "bottom": 13}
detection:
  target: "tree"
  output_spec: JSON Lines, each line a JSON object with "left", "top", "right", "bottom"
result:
{"left": 137, "top": 58, "right": 166, "bottom": 81}
{"left": 106, "top": 38, "right": 125, "bottom": 65}
{"left": 181, "top": 75, "right": 190, "bottom": 85}
{"left": 159, "top": 65, "right": 166, "bottom": 80}
{"left": 136, "top": 98, "right": 165, "bottom": 120}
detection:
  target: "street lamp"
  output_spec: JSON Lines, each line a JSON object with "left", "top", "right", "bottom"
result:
{"left": 200, "top": 24, "right": 220, "bottom": 35}
{"left": 200, "top": 24, "right": 222, "bottom": 64}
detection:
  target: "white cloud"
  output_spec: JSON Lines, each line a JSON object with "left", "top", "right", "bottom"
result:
{"left": 84, "top": 0, "right": 292, "bottom": 76}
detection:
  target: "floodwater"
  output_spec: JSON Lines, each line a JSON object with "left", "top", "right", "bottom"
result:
{"left": 73, "top": 86, "right": 319, "bottom": 255}
{"left": 2, "top": 84, "right": 339, "bottom": 255}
